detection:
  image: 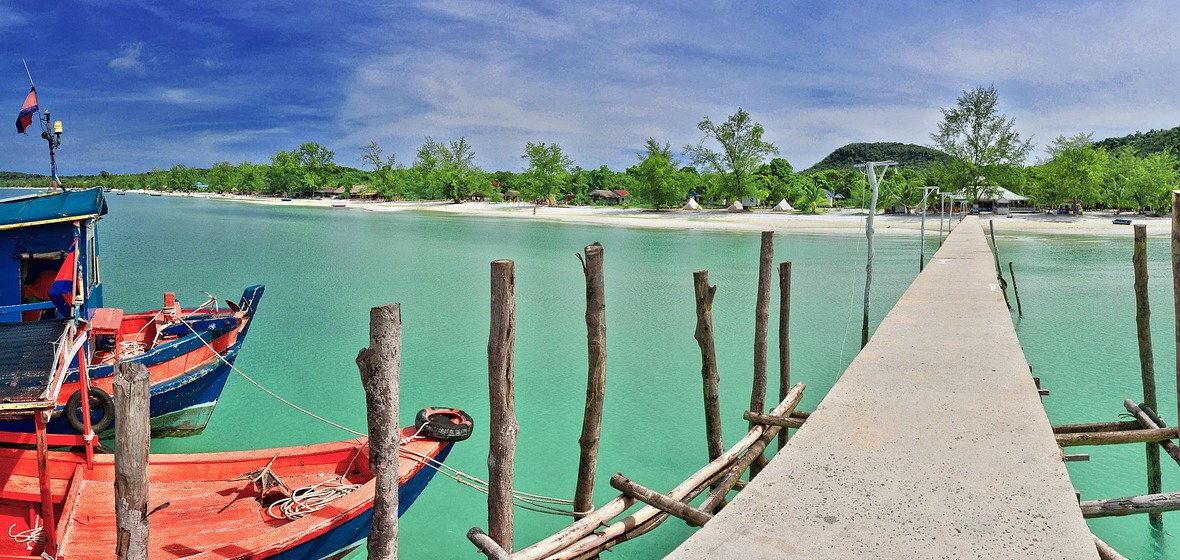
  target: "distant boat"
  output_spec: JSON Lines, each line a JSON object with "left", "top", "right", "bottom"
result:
{"left": 282, "top": 197, "right": 292, "bottom": 201}
{"left": 149, "top": 192, "right": 162, "bottom": 197}
{"left": 1113, "top": 218, "right": 1132, "bottom": 225}
{"left": 332, "top": 203, "right": 346, "bottom": 208}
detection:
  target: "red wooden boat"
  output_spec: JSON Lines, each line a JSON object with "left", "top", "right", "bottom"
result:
{"left": 0, "top": 425, "right": 462, "bottom": 559}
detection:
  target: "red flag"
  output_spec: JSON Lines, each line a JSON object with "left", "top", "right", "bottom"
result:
{"left": 48, "top": 244, "right": 76, "bottom": 317}
{"left": 16, "top": 86, "right": 37, "bottom": 134}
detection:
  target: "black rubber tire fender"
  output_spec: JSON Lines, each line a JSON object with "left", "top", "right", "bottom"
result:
{"left": 414, "top": 407, "right": 474, "bottom": 442}
{"left": 64, "top": 387, "right": 116, "bottom": 435}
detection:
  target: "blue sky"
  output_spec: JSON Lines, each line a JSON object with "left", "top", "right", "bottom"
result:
{"left": 2, "top": 0, "right": 1178, "bottom": 176}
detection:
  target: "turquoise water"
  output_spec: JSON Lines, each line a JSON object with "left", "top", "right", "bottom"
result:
{"left": 1000, "top": 230, "right": 1179, "bottom": 559}
{"left": 83, "top": 192, "right": 917, "bottom": 558}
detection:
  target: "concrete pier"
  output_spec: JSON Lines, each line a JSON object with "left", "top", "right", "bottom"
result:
{"left": 666, "top": 217, "right": 1097, "bottom": 559}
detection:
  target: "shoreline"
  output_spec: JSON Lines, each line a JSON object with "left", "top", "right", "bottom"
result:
{"left": 122, "top": 190, "right": 1170, "bottom": 236}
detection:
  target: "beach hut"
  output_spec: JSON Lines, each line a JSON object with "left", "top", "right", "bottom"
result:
{"left": 682, "top": 198, "right": 700, "bottom": 210}
{"left": 772, "top": 199, "right": 794, "bottom": 212}
{"left": 589, "top": 189, "right": 623, "bottom": 205}
{"left": 727, "top": 201, "right": 744, "bottom": 213}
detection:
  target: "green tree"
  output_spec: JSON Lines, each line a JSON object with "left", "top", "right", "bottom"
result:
{"left": 361, "top": 140, "right": 402, "bottom": 199}
{"left": 633, "top": 138, "right": 683, "bottom": 210}
{"left": 267, "top": 149, "right": 300, "bottom": 195}
{"left": 295, "top": 142, "right": 336, "bottom": 197}
{"left": 209, "top": 161, "right": 235, "bottom": 192}
{"left": 930, "top": 85, "right": 1033, "bottom": 202}
{"left": 684, "top": 108, "right": 779, "bottom": 204}
{"left": 234, "top": 161, "right": 264, "bottom": 194}
{"left": 521, "top": 141, "right": 573, "bottom": 204}
{"left": 1109, "top": 147, "right": 1179, "bottom": 213}
{"left": 1033, "top": 133, "right": 1108, "bottom": 214}
{"left": 168, "top": 164, "right": 197, "bottom": 191}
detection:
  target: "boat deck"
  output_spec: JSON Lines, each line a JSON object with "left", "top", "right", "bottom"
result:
{"left": 0, "top": 319, "right": 67, "bottom": 407}
{"left": 666, "top": 217, "right": 1098, "bottom": 559}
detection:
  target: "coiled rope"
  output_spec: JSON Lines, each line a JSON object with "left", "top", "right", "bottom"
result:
{"left": 8, "top": 520, "right": 44, "bottom": 551}
{"left": 178, "top": 313, "right": 585, "bottom": 517}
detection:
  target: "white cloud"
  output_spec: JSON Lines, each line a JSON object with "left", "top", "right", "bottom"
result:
{"left": 108, "top": 41, "right": 150, "bottom": 75}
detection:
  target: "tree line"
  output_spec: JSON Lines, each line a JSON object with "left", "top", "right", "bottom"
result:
{"left": 4, "top": 87, "right": 1177, "bottom": 215}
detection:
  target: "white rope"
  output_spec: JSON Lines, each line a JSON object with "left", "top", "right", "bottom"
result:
{"left": 265, "top": 480, "right": 363, "bottom": 520}
{"left": 8, "top": 520, "right": 44, "bottom": 550}
{"left": 177, "top": 316, "right": 587, "bottom": 516}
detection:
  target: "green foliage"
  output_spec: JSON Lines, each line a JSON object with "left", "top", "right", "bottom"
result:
{"left": 209, "top": 161, "right": 234, "bottom": 192}
{"left": 803, "top": 143, "right": 951, "bottom": 175}
{"left": 930, "top": 85, "right": 1032, "bottom": 201}
{"left": 684, "top": 108, "right": 779, "bottom": 202}
{"left": 168, "top": 164, "right": 197, "bottom": 191}
{"left": 1094, "top": 125, "right": 1180, "bottom": 157}
{"left": 633, "top": 138, "right": 686, "bottom": 210}
{"left": 521, "top": 141, "right": 573, "bottom": 204}
{"left": 1106, "top": 147, "right": 1179, "bottom": 213}
{"left": 1028, "top": 134, "right": 1108, "bottom": 213}
{"left": 795, "top": 181, "right": 828, "bottom": 214}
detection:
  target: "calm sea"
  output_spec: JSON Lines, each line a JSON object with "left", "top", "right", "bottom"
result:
{"left": 10, "top": 188, "right": 1166, "bottom": 558}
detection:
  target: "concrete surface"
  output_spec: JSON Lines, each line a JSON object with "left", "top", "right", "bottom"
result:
{"left": 665, "top": 217, "right": 1097, "bottom": 559}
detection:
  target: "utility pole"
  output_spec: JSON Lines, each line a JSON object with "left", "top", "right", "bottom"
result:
{"left": 853, "top": 161, "right": 897, "bottom": 349}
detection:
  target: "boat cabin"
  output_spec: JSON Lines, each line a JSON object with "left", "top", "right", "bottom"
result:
{"left": 0, "top": 188, "right": 107, "bottom": 324}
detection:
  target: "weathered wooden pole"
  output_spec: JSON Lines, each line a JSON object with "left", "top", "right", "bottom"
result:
{"left": 693, "top": 271, "right": 724, "bottom": 464}
{"left": 468, "top": 528, "right": 513, "bottom": 560}
{"left": 488, "top": 259, "right": 519, "bottom": 551}
{"left": 1093, "top": 534, "right": 1129, "bottom": 560}
{"left": 1008, "top": 262, "right": 1023, "bottom": 317}
{"left": 356, "top": 303, "right": 402, "bottom": 559}
{"left": 1082, "top": 490, "right": 1180, "bottom": 518}
{"left": 1124, "top": 400, "right": 1180, "bottom": 467}
{"left": 574, "top": 243, "right": 606, "bottom": 519}
{"left": 1056, "top": 428, "right": 1180, "bottom": 447}
{"left": 609, "top": 474, "right": 713, "bottom": 527}
{"left": 1133, "top": 223, "right": 1163, "bottom": 527}
{"left": 777, "top": 261, "right": 792, "bottom": 450}
{"left": 1172, "top": 191, "right": 1180, "bottom": 438}
{"left": 989, "top": 220, "right": 1012, "bottom": 310}
{"left": 750, "top": 232, "right": 773, "bottom": 479}
{"left": 114, "top": 361, "right": 151, "bottom": 560}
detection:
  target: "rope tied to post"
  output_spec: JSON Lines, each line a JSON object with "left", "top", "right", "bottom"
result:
{"left": 178, "top": 316, "right": 588, "bottom": 517}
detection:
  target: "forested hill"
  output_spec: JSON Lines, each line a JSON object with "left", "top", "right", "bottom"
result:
{"left": 1094, "top": 125, "right": 1180, "bottom": 156}
{"left": 802, "top": 142, "right": 951, "bottom": 174}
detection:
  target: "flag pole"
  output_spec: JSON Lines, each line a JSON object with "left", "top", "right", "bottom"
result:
{"left": 21, "top": 57, "right": 35, "bottom": 87}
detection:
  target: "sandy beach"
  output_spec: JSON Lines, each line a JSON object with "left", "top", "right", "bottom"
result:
{"left": 144, "top": 191, "right": 1170, "bottom": 236}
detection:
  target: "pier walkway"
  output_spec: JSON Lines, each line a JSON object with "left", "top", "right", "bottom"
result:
{"left": 666, "top": 217, "right": 1097, "bottom": 559}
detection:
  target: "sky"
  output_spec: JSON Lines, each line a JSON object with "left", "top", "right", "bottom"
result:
{"left": 1, "top": 0, "right": 1178, "bottom": 176}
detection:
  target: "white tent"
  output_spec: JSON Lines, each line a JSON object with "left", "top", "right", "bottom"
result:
{"left": 726, "top": 201, "right": 744, "bottom": 213}
{"left": 681, "top": 198, "right": 700, "bottom": 210}
{"left": 772, "top": 199, "right": 794, "bottom": 211}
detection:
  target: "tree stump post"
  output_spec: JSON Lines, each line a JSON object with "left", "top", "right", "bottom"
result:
{"left": 1135, "top": 224, "right": 1163, "bottom": 527}
{"left": 693, "top": 271, "right": 724, "bottom": 465}
{"left": 114, "top": 361, "right": 151, "bottom": 560}
{"left": 778, "top": 261, "right": 792, "bottom": 450}
{"left": 1172, "top": 191, "right": 1180, "bottom": 442}
{"left": 357, "top": 303, "right": 402, "bottom": 559}
{"left": 488, "top": 259, "right": 519, "bottom": 551}
{"left": 574, "top": 243, "right": 607, "bottom": 519}
{"left": 750, "top": 232, "right": 773, "bottom": 478}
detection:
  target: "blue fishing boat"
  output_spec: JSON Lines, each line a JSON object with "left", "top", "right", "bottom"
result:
{"left": 0, "top": 186, "right": 263, "bottom": 437}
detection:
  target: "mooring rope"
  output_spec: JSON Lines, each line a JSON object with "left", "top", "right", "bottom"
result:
{"left": 8, "top": 520, "right": 44, "bottom": 550}
{"left": 178, "top": 315, "right": 586, "bottom": 517}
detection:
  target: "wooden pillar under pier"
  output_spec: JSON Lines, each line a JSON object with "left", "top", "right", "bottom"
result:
{"left": 1132, "top": 223, "right": 1163, "bottom": 527}
{"left": 750, "top": 231, "right": 773, "bottom": 478}
{"left": 356, "top": 303, "right": 402, "bottom": 559}
{"left": 114, "top": 361, "right": 151, "bottom": 560}
{"left": 574, "top": 243, "right": 607, "bottom": 519}
{"left": 487, "top": 259, "right": 518, "bottom": 551}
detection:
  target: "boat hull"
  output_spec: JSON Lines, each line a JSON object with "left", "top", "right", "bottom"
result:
{"left": 0, "top": 429, "right": 456, "bottom": 559}
{"left": 0, "top": 285, "right": 263, "bottom": 437}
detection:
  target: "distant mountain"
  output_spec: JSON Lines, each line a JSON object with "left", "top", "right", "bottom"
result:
{"left": 802, "top": 142, "right": 952, "bottom": 175}
{"left": 1094, "top": 125, "right": 1180, "bottom": 156}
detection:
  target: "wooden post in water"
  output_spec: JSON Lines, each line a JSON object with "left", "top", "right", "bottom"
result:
{"left": 778, "top": 261, "right": 792, "bottom": 450}
{"left": 488, "top": 260, "right": 518, "bottom": 551}
{"left": 1008, "top": 262, "right": 1023, "bottom": 317}
{"left": 356, "top": 303, "right": 402, "bottom": 559}
{"left": 989, "top": 220, "right": 1011, "bottom": 310}
{"left": 1173, "top": 191, "right": 1180, "bottom": 439}
{"left": 693, "top": 271, "right": 724, "bottom": 470}
{"left": 750, "top": 232, "right": 773, "bottom": 478}
{"left": 574, "top": 243, "right": 606, "bottom": 519}
{"left": 1134, "top": 224, "right": 1163, "bottom": 528}
{"left": 114, "top": 361, "right": 151, "bottom": 560}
